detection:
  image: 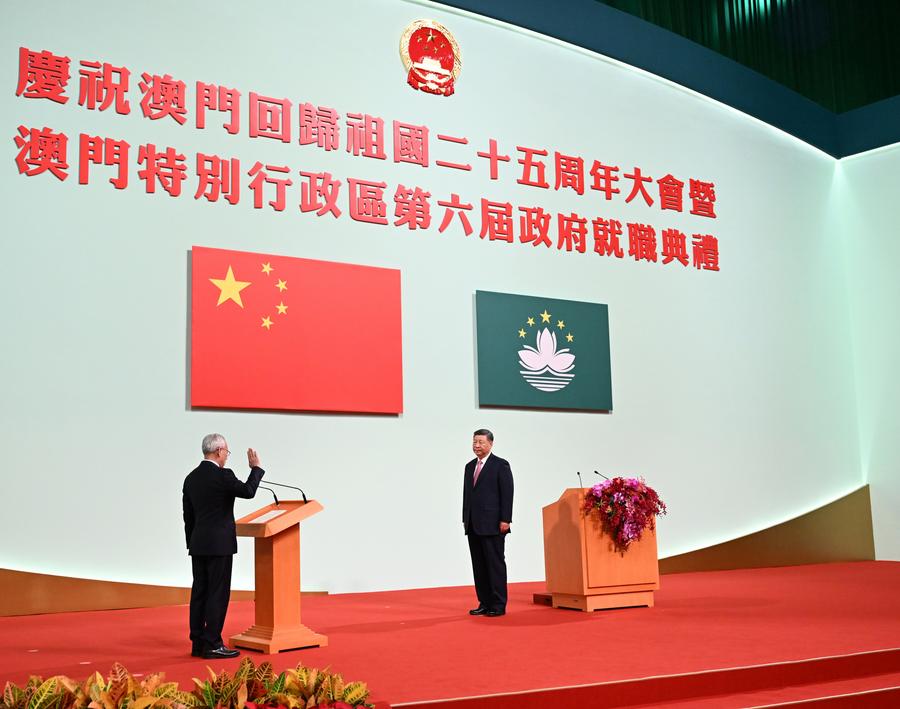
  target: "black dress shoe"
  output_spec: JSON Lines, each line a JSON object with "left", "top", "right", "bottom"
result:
{"left": 202, "top": 645, "right": 240, "bottom": 659}
{"left": 191, "top": 646, "right": 203, "bottom": 657}
{"left": 468, "top": 606, "right": 488, "bottom": 615}
{"left": 485, "top": 609, "right": 506, "bottom": 617}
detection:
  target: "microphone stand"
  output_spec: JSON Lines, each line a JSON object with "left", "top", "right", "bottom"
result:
{"left": 262, "top": 480, "right": 308, "bottom": 503}
{"left": 258, "top": 485, "right": 279, "bottom": 506}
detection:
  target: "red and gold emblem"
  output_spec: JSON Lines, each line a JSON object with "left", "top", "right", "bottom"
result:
{"left": 399, "top": 19, "right": 461, "bottom": 96}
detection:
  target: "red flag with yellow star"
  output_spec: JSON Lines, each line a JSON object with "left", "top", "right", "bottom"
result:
{"left": 191, "top": 246, "right": 403, "bottom": 413}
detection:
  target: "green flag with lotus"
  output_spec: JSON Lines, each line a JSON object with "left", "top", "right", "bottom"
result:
{"left": 475, "top": 290, "right": 612, "bottom": 411}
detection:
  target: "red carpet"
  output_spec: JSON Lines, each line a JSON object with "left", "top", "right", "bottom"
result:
{"left": 2, "top": 562, "right": 899, "bottom": 707}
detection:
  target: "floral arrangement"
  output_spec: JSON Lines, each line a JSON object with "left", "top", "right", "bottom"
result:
{"left": 584, "top": 477, "right": 666, "bottom": 551}
{"left": 0, "top": 658, "right": 373, "bottom": 709}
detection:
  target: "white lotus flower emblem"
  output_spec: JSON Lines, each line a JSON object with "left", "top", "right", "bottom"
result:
{"left": 518, "top": 327, "right": 575, "bottom": 392}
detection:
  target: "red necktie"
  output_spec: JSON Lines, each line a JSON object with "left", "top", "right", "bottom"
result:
{"left": 473, "top": 459, "right": 483, "bottom": 486}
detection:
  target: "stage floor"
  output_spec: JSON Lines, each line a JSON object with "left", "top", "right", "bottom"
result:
{"left": 2, "top": 562, "right": 899, "bottom": 707}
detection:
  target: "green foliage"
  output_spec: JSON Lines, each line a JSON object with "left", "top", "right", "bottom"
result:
{"left": 0, "top": 661, "right": 373, "bottom": 709}
{"left": 26, "top": 677, "right": 60, "bottom": 709}
{"left": 341, "top": 682, "right": 369, "bottom": 705}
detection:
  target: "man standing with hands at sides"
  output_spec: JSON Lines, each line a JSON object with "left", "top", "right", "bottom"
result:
{"left": 462, "top": 429, "right": 514, "bottom": 617}
{"left": 183, "top": 433, "right": 264, "bottom": 659}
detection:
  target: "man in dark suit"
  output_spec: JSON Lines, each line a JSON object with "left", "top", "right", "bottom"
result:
{"left": 183, "top": 433, "right": 264, "bottom": 659}
{"left": 462, "top": 428, "right": 514, "bottom": 617}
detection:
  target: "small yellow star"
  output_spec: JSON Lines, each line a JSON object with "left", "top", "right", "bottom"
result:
{"left": 276, "top": 302, "right": 288, "bottom": 315}
{"left": 540, "top": 310, "right": 551, "bottom": 323}
{"left": 276, "top": 279, "right": 288, "bottom": 292}
{"left": 261, "top": 262, "right": 273, "bottom": 275}
{"left": 209, "top": 266, "right": 251, "bottom": 308}
{"left": 526, "top": 316, "right": 535, "bottom": 327}
{"left": 518, "top": 328, "right": 526, "bottom": 338}
{"left": 566, "top": 333, "right": 574, "bottom": 343}
{"left": 261, "top": 316, "right": 273, "bottom": 330}
{"left": 557, "top": 320, "right": 565, "bottom": 330}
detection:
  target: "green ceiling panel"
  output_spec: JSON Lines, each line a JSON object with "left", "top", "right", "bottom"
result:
{"left": 597, "top": 0, "right": 900, "bottom": 113}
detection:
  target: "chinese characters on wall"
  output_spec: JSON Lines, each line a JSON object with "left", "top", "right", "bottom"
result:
{"left": 13, "top": 46, "right": 721, "bottom": 271}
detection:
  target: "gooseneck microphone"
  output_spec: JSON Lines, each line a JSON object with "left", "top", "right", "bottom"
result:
{"left": 577, "top": 471, "right": 584, "bottom": 489}
{"left": 594, "top": 470, "right": 610, "bottom": 481}
{"left": 258, "top": 485, "right": 279, "bottom": 506}
{"left": 263, "top": 480, "right": 308, "bottom": 504}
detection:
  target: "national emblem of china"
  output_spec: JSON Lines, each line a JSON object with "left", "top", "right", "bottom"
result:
{"left": 399, "top": 19, "right": 461, "bottom": 96}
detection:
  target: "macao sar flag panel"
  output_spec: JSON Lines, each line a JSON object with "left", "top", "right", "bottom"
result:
{"left": 475, "top": 291, "right": 611, "bottom": 412}
{"left": 191, "top": 245, "right": 403, "bottom": 414}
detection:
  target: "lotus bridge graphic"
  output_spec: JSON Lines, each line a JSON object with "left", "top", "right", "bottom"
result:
{"left": 518, "top": 327, "right": 575, "bottom": 392}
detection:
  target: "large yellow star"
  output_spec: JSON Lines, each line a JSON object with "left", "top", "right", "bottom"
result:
{"left": 276, "top": 279, "right": 288, "bottom": 292}
{"left": 566, "top": 333, "right": 574, "bottom": 343}
{"left": 557, "top": 320, "right": 566, "bottom": 330}
{"left": 540, "top": 310, "right": 551, "bottom": 323}
{"left": 276, "top": 302, "right": 288, "bottom": 315}
{"left": 261, "top": 262, "right": 273, "bottom": 275}
{"left": 261, "top": 316, "right": 273, "bottom": 330}
{"left": 518, "top": 328, "right": 526, "bottom": 338}
{"left": 526, "top": 316, "right": 535, "bottom": 327}
{"left": 209, "top": 266, "right": 251, "bottom": 308}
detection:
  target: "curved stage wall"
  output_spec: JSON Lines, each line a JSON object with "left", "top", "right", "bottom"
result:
{"left": 1, "top": 487, "right": 873, "bottom": 617}
{"left": 658, "top": 485, "right": 874, "bottom": 574}
{"left": 4, "top": 0, "right": 895, "bottom": 600}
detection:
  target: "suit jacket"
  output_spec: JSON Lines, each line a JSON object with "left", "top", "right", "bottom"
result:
{"left": 182, "top": 460, "right": 264, "bottom": 556}
{"left": 462, "top": 453, "right": 513, "bottom": 536}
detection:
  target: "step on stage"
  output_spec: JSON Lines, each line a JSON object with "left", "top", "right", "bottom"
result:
{"left": 2, "top": 562, "right": 899, "bottom": 708}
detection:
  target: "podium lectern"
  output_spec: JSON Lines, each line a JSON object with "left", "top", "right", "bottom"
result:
{"left": 230, "top": 500, "right": 327, "bottom": 653}
{"left": 542, "top": 488, "right": 659, "bottom": 612}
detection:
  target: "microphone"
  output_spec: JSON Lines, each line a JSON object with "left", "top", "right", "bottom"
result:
{"left": 263, "top": 480, "right": 308, "bottom": 504}
{"left": 576, "top": 471, "right": 584, "bottom": 489}
{"left": 594, "top": 470, "right": 610, "bottom": 481}
{"left": 258, "top": 485, "right": 279, "bottom": 506}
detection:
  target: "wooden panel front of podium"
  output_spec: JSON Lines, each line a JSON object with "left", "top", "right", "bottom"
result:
{"left": 231, "top": 501, "right": 327, "bottom": 653}
{"left": 543, "top": 488, "right": 659, "bottom": 611}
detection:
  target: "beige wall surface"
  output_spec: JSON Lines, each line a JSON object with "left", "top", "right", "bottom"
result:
{"left": 0, "top": 0, "right": 872, "bottom": 593}
{"left": 836, "top": 148, "right": 900, "bottom": 561}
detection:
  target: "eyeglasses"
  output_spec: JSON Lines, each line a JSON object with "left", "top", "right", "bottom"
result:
{"left": 220, "top": 448, "right": 231, "bottom": 457}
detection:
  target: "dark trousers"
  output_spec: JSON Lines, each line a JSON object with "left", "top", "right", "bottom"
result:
{"left": 467, "top": 533, "right": 507, "bottom": 611}
{"left": 189, "top": 554, "right": 233, "bottom": 650}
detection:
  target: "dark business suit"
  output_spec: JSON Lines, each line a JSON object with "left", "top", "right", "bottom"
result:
{"left": 182, "top": 459, "right": 263, "bottom": 652}
{"left": 463, "top": 453, "right": 514, "bottom": 613}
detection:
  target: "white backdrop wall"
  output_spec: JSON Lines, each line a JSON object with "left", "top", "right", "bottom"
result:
{"left": 1, "top": 0, "right": 865, "bottom": 593}
{"left": 836, "top": 149, "right": 900, "bottom": 561}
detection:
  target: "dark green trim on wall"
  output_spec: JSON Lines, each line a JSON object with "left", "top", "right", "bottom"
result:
{"left": 436, "top": 1, "right": 900, "bottom": 157}
{"left": 598, "top": 0, "right": 900, "bottom": 115}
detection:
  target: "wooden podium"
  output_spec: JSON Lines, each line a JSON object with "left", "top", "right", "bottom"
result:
{"left": 542, "top": 488, "right": 659, "bottom": 611}
{"left": 230, "top": 500, "right": 327, "bottom": 653}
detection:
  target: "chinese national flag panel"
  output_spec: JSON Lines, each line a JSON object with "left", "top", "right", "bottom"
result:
{"left": 191, "top": 246, "right": 402, "bottom": 413}
{"left": 475, "top": 290, "right": 612, "bottom": 412}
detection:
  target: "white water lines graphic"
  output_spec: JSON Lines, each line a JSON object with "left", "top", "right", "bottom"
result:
{"left": 518, "top": 327, "right": 575, "bottom": 392}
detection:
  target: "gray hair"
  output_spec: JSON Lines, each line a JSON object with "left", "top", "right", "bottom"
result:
{"left": 473, "top": 428, "right": 494, "bottom": 442}
{"left": 201, "top": 433, "right": 227, "bottom": 455}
